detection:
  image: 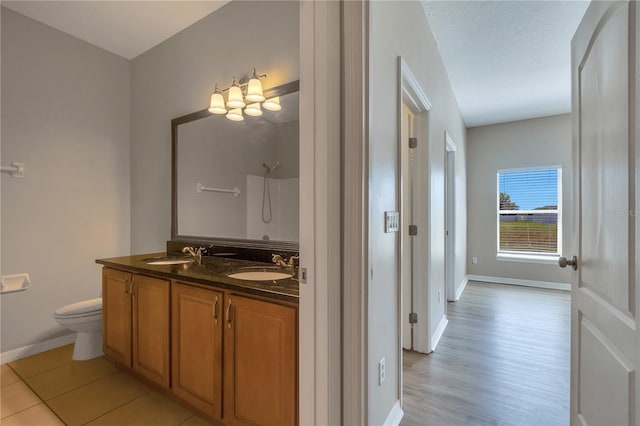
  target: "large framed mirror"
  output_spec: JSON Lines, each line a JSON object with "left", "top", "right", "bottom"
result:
{"left": 171, "top": 81, "right": 299, "bottom": 251}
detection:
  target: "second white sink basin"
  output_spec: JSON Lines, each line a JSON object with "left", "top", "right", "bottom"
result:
{"left": 227, "top": 271, "right": 293, "bottom": 281}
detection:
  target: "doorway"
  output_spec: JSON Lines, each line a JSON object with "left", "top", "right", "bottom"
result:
{"left": 400, "top": 102, "right": 416, "bottom": 351}
{"left": 445, "top": 133, "right": 456, "bottom": 304}
{"left": 397, "top": 57, "right": 432, "bottom": 359}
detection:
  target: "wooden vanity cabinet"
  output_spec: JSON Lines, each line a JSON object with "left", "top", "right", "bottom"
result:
{"left": 102, "top": 268, "right": 132, "bottom": 367}
{"left": 224, "top": 294, "right": 297, "bottom": 426}
{"left": 132, "top": 274, "right": 170, "bottom": 387}
{"left": 102, "top": 268, "right": 170, "bottom": 388}
{"left": 103, "top": 265, "right": 298, "bottom": 425}
{"left": 171, "top": 282, "right": 224, "bottom": 420}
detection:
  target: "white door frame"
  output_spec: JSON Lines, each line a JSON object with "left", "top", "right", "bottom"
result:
{"left": 299, "top": 1, "right": 342, "bottom": 424}
{"left": 445, "top": 132, "right": 457, "bottom": 302}
{"left": 397, "top": 56, "right": 432, "bottom": 361}
{"left": 342, "top": 0, "right": 369, "bottom": 424}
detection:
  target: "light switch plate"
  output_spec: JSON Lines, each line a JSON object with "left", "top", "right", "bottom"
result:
{"left": 385, "top": 211, "right": 399, "bottom": 233}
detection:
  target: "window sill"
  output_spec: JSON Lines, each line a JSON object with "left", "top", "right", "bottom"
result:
{"left": 496, "top": 253, "right": 560, "bottom": 265}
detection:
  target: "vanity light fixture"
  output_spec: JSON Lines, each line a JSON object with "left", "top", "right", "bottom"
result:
{"left": 208, "top": 85, "right": 227, "bottom": 115}
{"left": 226, "top": 108, "right": 244, "bottom": 122}
{"left": 245, "top": 103, "right": 263, "bottom": 117}
{"left": 226, "top": 79, "right": 246, "bottom": 109}
{"left": 208, "top": 68, "right": 278, "bottom": 121}
{"left": 263, "top": 96, "right": 281, "bottom": 112}
{"left": 245, "top": 69, "right": 266, "bottom": 103}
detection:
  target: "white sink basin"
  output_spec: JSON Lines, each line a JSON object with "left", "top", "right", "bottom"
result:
{"left": 147, "top": 259, "right": 192, "bottom": 265}
{"left": 227, "top": 271, "right": 293, "bottom": 281}
{"left": 144, "top": 256, "right": 193, "bottom": 265}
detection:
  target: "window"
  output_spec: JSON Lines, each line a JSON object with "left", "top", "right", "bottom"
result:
{"left": 497, "top": 167, "right": 562, "bottom": 261}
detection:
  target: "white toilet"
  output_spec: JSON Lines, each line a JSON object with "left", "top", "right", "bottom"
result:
{"left": 54, "top": 298, "right": 103, "bottom": 360}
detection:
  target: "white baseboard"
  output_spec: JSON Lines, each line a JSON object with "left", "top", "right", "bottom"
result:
{"left": 467, "top": 274, "right": 570, "bottom": 291}
{"left": 431, "top": 315, "right": 449, "bottom": 351}
{"left": 1, "top": 333, "right": 76, "bottom": 364}
{"left": 383, "top": 400, "right": 404, "bottom": 426}
{"left": 453, "top": 276, "right": 468, "bottom": 301}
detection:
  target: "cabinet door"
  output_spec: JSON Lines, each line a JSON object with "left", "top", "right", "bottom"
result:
{"left": 224, "top": 294, "right": 297, "bottom": 426}
{"left": 172, "top": 283, "right": 223, "bottom": 419}
{"left": 132, "top": 274, "right": 170, "bottom": 387}
{"left": 102, "top": 268, "right": 132, "bottom": 367}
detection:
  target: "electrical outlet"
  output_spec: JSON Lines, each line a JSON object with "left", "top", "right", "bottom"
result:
{"left": 379, "top": 357, "right": 386, "bottom": 385}
{"left": 472, "top": 256, "right": 478, "bottom": 264}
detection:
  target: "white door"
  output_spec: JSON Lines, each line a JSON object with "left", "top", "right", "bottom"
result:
{"left": 401, "top": 102, "right": 416, "bottom": 350}
{"left": 445, "top": 134, "right": 456, "bottom": 303}
{"left": 569, "top": 1, "right": 639, "bottom": 424}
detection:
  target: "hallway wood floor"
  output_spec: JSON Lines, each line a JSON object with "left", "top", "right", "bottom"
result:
{"left": 401, "top": 281, "right": 570, "bottom": 426}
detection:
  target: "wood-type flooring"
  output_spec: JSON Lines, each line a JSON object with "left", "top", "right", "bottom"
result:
{"left": 401, "top": 281, "right": 570, "bottom": 426}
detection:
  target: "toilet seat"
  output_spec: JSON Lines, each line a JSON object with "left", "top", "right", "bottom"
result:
{"left": 54, "top": 298, "right": 102, "bottom": 317}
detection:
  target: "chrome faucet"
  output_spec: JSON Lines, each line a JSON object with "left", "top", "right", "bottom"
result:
{"left": 182, "top": 246, "right": 204, "bottom": 263}
{"left": 272, "top": 254, "right": 299, "bottom": 269}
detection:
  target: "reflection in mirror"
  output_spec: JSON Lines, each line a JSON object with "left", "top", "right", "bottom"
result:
{"left": 173, "top": 84, "right": 299, "bottom": 246}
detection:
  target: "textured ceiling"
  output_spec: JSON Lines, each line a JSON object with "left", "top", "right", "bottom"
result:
{"left": 422, "top": 0, "right": 590, "bottom": 127}
{"left": 2, "top": 1, "right": 230, "bottom": 59}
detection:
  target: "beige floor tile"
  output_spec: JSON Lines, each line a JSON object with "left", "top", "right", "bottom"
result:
{"left": 9, "top": 345, "right": 74, "bottom": 379}
{"left": 179, "top": 414, "right": 214, "bottom": 425}
{"left": 1, "top": 403, "right": 64, "bottom": 426}
{"left": 25, "top": 357, "right": 118, "bottom": 400}
{"left": 86, "top": 391, "right": 195, "bottom": 426}
{"left": 0, "top": 381, "right": 42, "bottom": 419}
{"left": 47, "top": 372, "right": 151, "bottom": 426}
{"left": 1, "top": 365, "right": 21, "bottom": 387}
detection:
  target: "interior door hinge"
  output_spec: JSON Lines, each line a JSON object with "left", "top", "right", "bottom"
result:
{"left": 409, "top": 137, "right": 418, "bottom": 149}
{"left": 409, "top": 312, "right": 418, "bottom": 324}
{"left": 409, "top": 225, "right": 418, "bottom": 236}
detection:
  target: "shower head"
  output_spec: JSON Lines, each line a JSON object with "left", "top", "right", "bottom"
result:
{"left": 262, "top": 161, "right": 281, "bottom": 173}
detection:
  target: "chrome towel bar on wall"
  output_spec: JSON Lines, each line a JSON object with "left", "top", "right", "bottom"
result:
{"left": 196, "top": 182, "right": 240, "bottom": 197}
{"left": 0, "top": 162, "right": 24, "bottom": 178}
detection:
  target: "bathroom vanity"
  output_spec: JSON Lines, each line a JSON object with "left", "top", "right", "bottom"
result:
{"left": 96, "top": 252, "right": 298, "bottom": 426}
{"left": 95, "top": 77, "right": 302, "bottom": 424}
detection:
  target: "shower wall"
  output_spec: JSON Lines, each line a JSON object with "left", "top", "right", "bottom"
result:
{"left": 246, "top": 175, "right": 299, "bottom": 241}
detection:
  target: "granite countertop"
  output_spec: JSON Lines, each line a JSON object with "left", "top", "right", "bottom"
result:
{"left": 96, "top": 253, "right": 299, "bottom": 303}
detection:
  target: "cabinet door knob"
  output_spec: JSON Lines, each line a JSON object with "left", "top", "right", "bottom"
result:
{"left": 226, "top": 298, "right": 232, "bottom": 329}
{"left": 213, "top": 296, "right": 219, "bottom": 324}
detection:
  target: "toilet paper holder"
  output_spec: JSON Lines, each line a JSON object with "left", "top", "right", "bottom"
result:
{"left": 1, "top": 273, "right": 31, "bottom": 294}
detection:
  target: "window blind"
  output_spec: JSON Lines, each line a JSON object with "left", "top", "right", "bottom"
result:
{"left": 497, "top": 168, "right": 561, "bottom": 255}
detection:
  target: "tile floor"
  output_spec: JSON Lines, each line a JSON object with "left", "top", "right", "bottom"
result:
{"left": 1, "top": 345, "right": 212, "bottom": 425}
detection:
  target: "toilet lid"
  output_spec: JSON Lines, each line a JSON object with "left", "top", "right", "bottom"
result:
{"left": 55, "top": 298, "right": 102, "bottom": 316}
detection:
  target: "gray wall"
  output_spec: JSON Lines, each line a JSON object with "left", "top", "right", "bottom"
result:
{"left": 131, "top": 0, "right": 299, "bottom": 252}
{"left": 1, "top": 8, "right": 131, "bottom": 351}
{"left": 369, "top": 1, "right": 468, "bottom": 422}
{"left": 466, "top": 114, "right": 573, "bottom": 284}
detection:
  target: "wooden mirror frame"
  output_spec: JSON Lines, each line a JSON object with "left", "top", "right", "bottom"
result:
{"left": 171, "top": 80, "right": 300, "bottom": 251}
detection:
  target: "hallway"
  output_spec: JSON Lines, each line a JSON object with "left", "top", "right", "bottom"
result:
{"left": 401, "top": 281, "right": 570, "bottom": 426}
